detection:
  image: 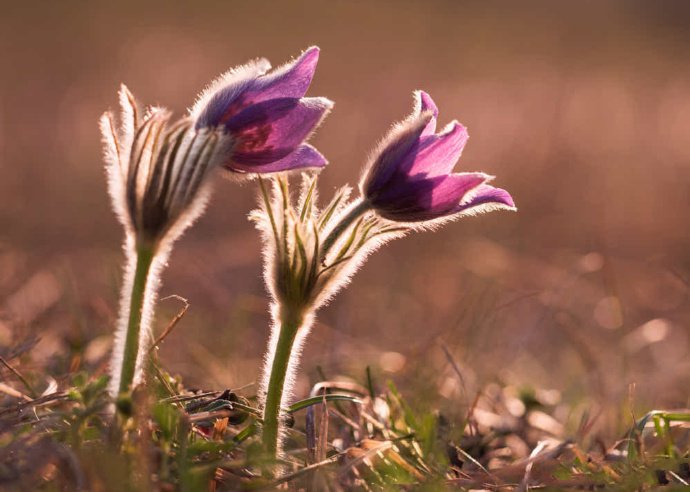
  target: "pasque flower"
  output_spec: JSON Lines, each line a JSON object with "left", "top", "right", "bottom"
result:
{"left": 191, "top": 46, "right": 332, "bottom": 174}
{"left": 360, "top": 91, "right": 515, "bottom": 223}
{"left": 254, "top": 91, "right": 515, "bottom": 468}
{"left": 252, "top": 175, "right": 406, "bottom": 464}
{"left": 101, "top": 47, "right": 332, "bottom": 406}
{"left": 101, "top": 86, "right": 230, "bottom": 402}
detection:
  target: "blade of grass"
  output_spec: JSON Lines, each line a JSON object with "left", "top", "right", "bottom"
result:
{"left": 288, "top": 394, "right": 362, "bottom": 413}
{"left": 149, "top": 295, "right": 189, "bottom": 354}
{"left": 0, "top": 355, "right": 37, "bottom": 398}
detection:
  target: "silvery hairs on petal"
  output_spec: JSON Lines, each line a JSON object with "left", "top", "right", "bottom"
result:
{"left": 187, "top": 47, "right": 331, "bottom": 176}
{"left": 359, "top": 110, "right": 434, "bottom": 197}
{"left": 188, "top": 57, "right": 272, "bottom": 122}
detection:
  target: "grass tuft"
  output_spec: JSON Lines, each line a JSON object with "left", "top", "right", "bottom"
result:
{"left": 0, "top": 348, "right": 688, "bottom": 490}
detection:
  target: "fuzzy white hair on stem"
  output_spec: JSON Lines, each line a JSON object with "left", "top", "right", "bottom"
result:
{"left": 107, "top": 241, "right": 171, "bottom": 398}
{"left": 102, "top": 84, "right": 230, "bottom": 402}
{"left": 258, "top": 305, "right": 315, "bottom": 433}
{"left": 107, "top": 234, "right": 136, "bottom": 397}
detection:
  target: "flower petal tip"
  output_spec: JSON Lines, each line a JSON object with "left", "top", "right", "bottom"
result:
{"left": 416, "top": 90, "right": 439, "bottom": 118}
{"left": 441, "top": 120, "right": 469, "bottom": 141}
{"left": 301, "top": 46, "right": 320, "bottom": 61}
{"left": 283, "top": 46, "right": 320, "bottom": 83}
{"left": 305, "top": 96, "right": 334, "bottom": 111}
{"left": 463, "top": 185, "right": 515, "bottom": 209}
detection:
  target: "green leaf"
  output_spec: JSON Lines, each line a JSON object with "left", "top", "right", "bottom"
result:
{"left": 153, "top": 402, "right": 181, "bottom": 441}
{"left": 300, "top": 175, "right": 317, "bottom": 222}
{"left": 288, "top": 394, "right": 362, "bottom": 413}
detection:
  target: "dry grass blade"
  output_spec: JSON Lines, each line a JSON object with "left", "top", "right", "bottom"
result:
{"left": 149, "top": 295, "right": 189, "bottom": 354}
{"left": 492, "top": 439, "right": 572, "bottom": 484}
{"left": 1, "top": 391, "right": 68, "bottom": 412}
{"left": 4, "top": 337, "right": 41, "bottom": 362}
{"left": 517, "top": 440, "right": 548, "bottom": 492}
{"left": 0, "top": 355, "right": 36, "bottom": 398}
{"left": 309, "top": 380, "right": 369, "bottom": 397}
{"left": 338, "top": 440, "right": 393, "bottom": 480}
{"left": 0, "top": 382, "right": 31, "bottom": 401}
{"left": 316, "top": 393, "right": 329, "bottom": 462}
{"left": 438, "top": 340, "right": 468, "bottom": 404}
{"left": 329, "top": 406, "right": 361, "bottom": 432}
{"left": 162, "top": 390, "right": 224, "bottom": 403}
{"left": 455, "top": 446, "right": 496, "bottom": 479}
{"left": 309, "top": 393, "right": 331, "bottom": 491}
{"left": 270, "top": 453, "right": 341, "bottom": 487}
{"left": 668, "top": 470, "right": 690, "bottom": 486}
{"left": 305, "top": 406, "right": 317, "bottom": 464}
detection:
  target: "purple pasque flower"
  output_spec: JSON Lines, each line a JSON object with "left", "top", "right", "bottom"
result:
{"left": 190, "top": 47, "right": 333, "bottom": 174}
{"left": 360, "top": 91, "right": 515, "bottom": 223}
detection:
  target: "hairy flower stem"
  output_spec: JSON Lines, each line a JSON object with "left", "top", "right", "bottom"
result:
{"left": 117, "top": 244, "right": 155, "bottom": 397}
{"left": 262, "top": 307, "right": 304, "bottom": 463}
{"left": 320, "top": 198, "right": 370, "bottom": 257}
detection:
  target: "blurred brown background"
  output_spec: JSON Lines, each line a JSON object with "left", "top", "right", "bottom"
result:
{"left": 1, "top": 1, "right": 689, "bottom": 436}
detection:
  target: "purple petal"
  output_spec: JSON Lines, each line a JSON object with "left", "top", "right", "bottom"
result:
{"left": 428, "top": 173, "right": 488, "bottom": 213}
{"left": 244, "top": 46, "right": 320, "bottom": 103}
{"left": 416, "top": 91, "right": 438, "bottom": 136}
{"left": 195, "top": 47, "right": 320, "bottom": 129}
{"left": 399, "top": 121, "right": 469, "bottom": 178}
{"left": 225, "top": 96, "right": 332, "bottom": 164}
{"left": 371, "top": 173, "right": 487, "bottom": 222}
{"left": 456, "top": 184, "right": 516, "bottom": 212}
{"left": 195, "top": 61, "right": 270, "bottom": 128}
{"left": 225, "top": 144, "right": 327, "bottom": 173}
{"left": 362, "top": 113, "right": 431, "bottom": 197}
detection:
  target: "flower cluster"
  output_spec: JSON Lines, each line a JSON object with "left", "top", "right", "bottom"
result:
{"left": 101, "top": 46, "right": 516, "bottom": 465}
{"left": 102, "top": 48, "right": 331, "bottom": 399}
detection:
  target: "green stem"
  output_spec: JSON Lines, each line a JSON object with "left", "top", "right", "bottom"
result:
{"left": 262, "top": 308, "right": 303, "bottom": 460}
{"left": 320, "top": 198, "right": 370, "bottom": 257}
{"left": 118, "top": 244, "right": 155, "bottom": 396}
